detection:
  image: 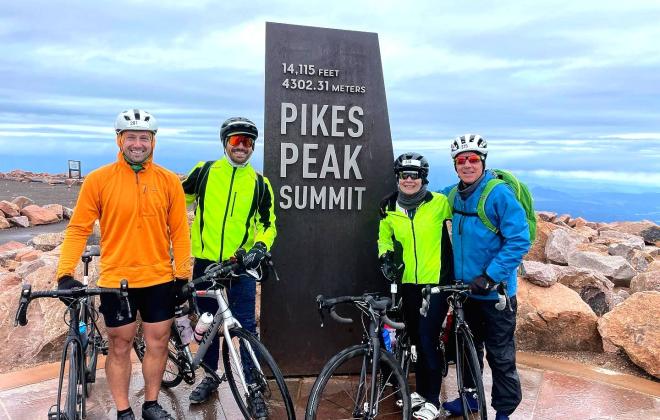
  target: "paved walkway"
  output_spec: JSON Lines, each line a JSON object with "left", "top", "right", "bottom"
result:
{"left": 0, "top": 353, "right": 658, "bottom": 419}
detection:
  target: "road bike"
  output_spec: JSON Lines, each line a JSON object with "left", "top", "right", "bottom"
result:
{"left": 14, "top": 278, "right": 131, "bottom": 420}
{"left": 306, "top": 293, "right": 411, "bottom": 419}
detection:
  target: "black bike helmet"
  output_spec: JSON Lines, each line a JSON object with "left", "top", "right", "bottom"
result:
{"left": 220, "top": 117, "right": 258, "bottom": 146}
{"left": 394, "top": 152, "right": 429, "bottom": 183}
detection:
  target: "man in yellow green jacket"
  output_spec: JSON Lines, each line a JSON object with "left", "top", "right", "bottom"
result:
{"left": 378, "top": 152, "right": 453, "bottom": 417}
{"left": 182, "top": 117, "right": 276, "bottom": 412}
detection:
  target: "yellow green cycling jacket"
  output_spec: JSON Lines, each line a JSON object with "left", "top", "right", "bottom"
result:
{"left": 378, "top": 191, "right": 454, "bottom": 285}
{"left": 182, "top": 158, "right": 277, "bottom": 262}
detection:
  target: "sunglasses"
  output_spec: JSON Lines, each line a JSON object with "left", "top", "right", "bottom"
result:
{"left": 398, "top": 171, "right": 422, "bottom": 180}
{"left": 454, "top": 154, "right": 482, "bottom": 165}
{"left": 227, "top": 135, "right": 255, "bottom": 148}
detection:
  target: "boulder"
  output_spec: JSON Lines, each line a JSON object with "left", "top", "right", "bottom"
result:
{"left": 568, "top": 251, "right": 636, "bottom": 285}
{"left": 20, "top": 205, "right": 59, "bottom": 226}
{"left": 43, "top": 204, "right": 64, "bottom": 220}
{"left": 29, "top": 231, "right": 66, "bottom": 252}
{"left": 545, "top": 228, "right": 587, "bottom": 265}
{"left": 515, "top": 278, "right": 601, "bottom": 351}
{"left": 521, "top": 260, "right": 558, "bottom": 287}
{"left": 607, "top": 241, "right": 644, "bottom": 259}
{"left": 608, "top": 220, "right": 657, "bottom": 237}
{"left": 15, "top": 248, "right": 42, "bottom": 262}
{"left": 536, "top": 211, "right": 556, "bottom": 222}
{"left": 0, "top": 216, "right": 10, "bottom": 229}
{"left": 573, "top": 225, "right": 598, "bottom": 240}
{"left": 569, "top": 217, "right": 587, "bottom": 228}
{"left": 10, "top": 196, "right": 33, "bottom": 209}
{"left": 640, "top": 226, "right": 660, "bottom": 246}
{"left": 15, "top": 258, "right": 46, "bottom": 280}
{"left": 0, "top": 272, "right": 20, "bottom": 287}
{"left": 628, "top": 250, "right": 651, "bottom": 272}
{"left": 0, "top": 241, "right": 27, "bottom": 253}
{"left": 612, "top": 288, "right": 630, "bottom": 307}
{"left": 648, "top": 246, "right": 660, "bottom": 258}
{"left": 525, "top": 220, "right": 558, "bottom": 262}
{"left": 8, "top": 216, "right": 30, "bottom": 228}
{"left": 595, "top": 230, "right": 646, "bottom": 248}
{"left": 629, "top": 271, "right": 660, "bottom": 294}
{"left": 555, "top": 214, "right": 571, "bottom": 224}
{"left": 597, "top": 292, "right": 660, "bottom": 378}
{"left": 63, "top": 206, "right": 74, "bottom": 220}
{"left": 554, "top": 266, "right": 615, "bottom": 316}
{"left": 0, "top": 200, "right": 20, "bottom": 217}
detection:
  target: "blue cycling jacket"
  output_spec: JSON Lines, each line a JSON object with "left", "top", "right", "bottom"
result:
{"left": 443, "top": 170, "right": 530, "bottom": 300}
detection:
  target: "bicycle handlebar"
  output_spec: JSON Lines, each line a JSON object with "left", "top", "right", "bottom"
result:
{"left": 316, "top": 294, "right": 405, "bottom": 330}
{"left": 15, "top": 279, "right": 131, "bottom": 327}
{"left": 420, "top": 281, "right": 511, "bottom": 317}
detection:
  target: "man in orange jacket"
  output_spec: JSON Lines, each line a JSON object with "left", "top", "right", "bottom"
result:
{"left": 56, "top": 109, "right": 191, "bottom": 420}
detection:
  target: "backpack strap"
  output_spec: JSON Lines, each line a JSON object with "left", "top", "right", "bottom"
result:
{"left": 477, "top": 178, "right": 505, "bottom": 234}
{"left": 448, "top": 186, "right": 480, "bottom": 216}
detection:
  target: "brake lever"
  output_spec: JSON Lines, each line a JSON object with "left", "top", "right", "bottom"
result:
{"left": 316, "top": 295, "right": 325, "bottom": 327}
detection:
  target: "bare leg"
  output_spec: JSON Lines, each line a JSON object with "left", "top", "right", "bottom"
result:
{"left": 142, "top": 319, "right": 173, "bottom": 402}
{"left": 106, "top": 322, "right": 138, "bottom": 411}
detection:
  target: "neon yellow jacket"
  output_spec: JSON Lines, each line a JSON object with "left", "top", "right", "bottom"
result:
{"left": 182, "top": 158, "right": 277, "bottom": 261}
{"left": 378, "top": 191, "right": 453, "bottom": 285}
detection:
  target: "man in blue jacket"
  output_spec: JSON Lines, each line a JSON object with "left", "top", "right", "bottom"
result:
{"left": 442, "top": 134, "right": 530, "bottom": 420}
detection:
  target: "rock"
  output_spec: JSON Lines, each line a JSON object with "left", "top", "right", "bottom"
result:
{"left": 629, "top": 271, "right": 660, "bottom": 294}
{"left": 608, "top": 241, "right": 644, "bottom": 259}
{"left": 15, "top": 249, "right": 42, "bottom": 262}
{"left": 0, "top": 216, "right": 10, "bottom": 229}
{"left": 525, "top": 220, "right": 558, "bottom": 262}
{"left": 597, "top": 292, "right": 660, "bottom": 378}
{"left": 575, "top": 242, "right": 610, "bottom": 255}
{"left": 0, "top": 272, "right": 20, "bottom": 287}
{"left": 515, "top": 279, "right": 601, "bottom": 351}
{"left": 30, "top": 231, "right": 66, "bottom": 252}
{"left": 0, "top": 200, "right": 20, "bottom": 217}
{"left": 522, "top": 260, "right": 558, "bottom": 287}
{"left": 570, "top": 217, "right": 587, "bottom": 228}
{"left": 595, "top": 230, "right": 646, "bottom": 248}
{"left": 0, "top": 241, "right": 28, "bottom": 253}
{"left": 0, "top": 241, "right": 30, "bottom": 267}
{"left": 612, "top": 288, "right": 630, "bottom": 307}
{"left": 536, "top": 211, "right": 556, "bottom": 222}
{"left": 628, "top": 250, "right": 651, "bottom": 272}
{"left": 640, "top": 226, "right": 660, "bottom": 246}
{"left": 15, "top": 258, "right": 46, "bottom": 280}
{"left": 568, "top": 251, "right": 636, "bottom": 285}
{"left": 573, "top": 225, "right": 598, "bottom": 240}
{"left": 20, "top": 205, "right": 59, "bottom": 226}
{"left": 10, "top": 196, "right": 33, "bottom": 209}
{"left": 43, "top": 204, "right": 64, "bottom": 220}
{"left": 608, "top": 221, "right": 657, "bottom": 237}
{"left": 545, "top": 228, "right": 587, "bottom": 265}
{"left": 648, "top": 246, "right": 660, "bottom": 258}
{"left": 585, "top": 222, "right": 598, "bottom": 229}
{"left": 555, "top": 214, "right": 571, "bottom": 224}
{"left": 63, "top": 206, "right": 74, "bottom": 220}
{"left": 554, "top": 266, "right": 615, "bottom": 316}
{"left": 8, "top": 216, "right": 30, "bottom": 228}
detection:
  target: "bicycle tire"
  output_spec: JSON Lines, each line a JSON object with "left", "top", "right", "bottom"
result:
{"left": 221, "top": 327, "right": 294, "bottom": 420}
{"left": 455, "top": 326, "right": 486, "bottom": 420}
{"left": 305, "top": 344, "right": 411, "bottom": 419}
{"left": 132, "top": 325, "right": 185, "bottom": 388}
{"left": 83, "top": 297, "right": 99, "bottom": 397}
{"left": 63, "top": 341, "right": 84, "bottom": 420}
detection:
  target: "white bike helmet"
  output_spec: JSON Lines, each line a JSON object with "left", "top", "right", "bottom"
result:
{"left": 450, "top": 134, "right": 488, "bottom": 158}
{"left": 114, "top": 109, "right": 158, "bottom": 134}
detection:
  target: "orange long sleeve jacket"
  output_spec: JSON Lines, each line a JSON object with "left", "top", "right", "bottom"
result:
{"left": 56, "top": 152, "right": 191, "bottom": 288}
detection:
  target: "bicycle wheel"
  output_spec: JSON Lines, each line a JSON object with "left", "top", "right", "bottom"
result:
{"left": 221, "top": 327, "right": 294, "bottom": 419}
{"left": 63, "top": 341, "right": 84, "bottom": 420}
{"left": 133, "top": 324, "right": 185, "bottom": 388}
{"left": 455, "top": 326, "right": 486, "bottom": 420}
{"left": 306, "top": 344, "right": 410, "bottom": 420}
{"left": 83, "top": 297, "right": 99, "bottom": 397}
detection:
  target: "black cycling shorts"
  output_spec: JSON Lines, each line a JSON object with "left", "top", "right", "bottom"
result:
{"left": 99, "top": 281, "right": 175, "bottom": 328}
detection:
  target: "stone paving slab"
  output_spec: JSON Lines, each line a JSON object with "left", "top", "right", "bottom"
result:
{"left": 0, "top": 355, "right": 658, "bottom": 419}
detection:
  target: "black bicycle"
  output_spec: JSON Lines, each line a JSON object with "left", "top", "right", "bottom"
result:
{"left": 14, "top": 279, "right": 131, "bottom": 420}
{"left": 306, "top": 293, "right": 411, "bottom": 419}
{"left": 134, "top": 256, "right": 295, "bottom": 420}
{"left": 419, "top": 281, "right": 510, "bottom": 420}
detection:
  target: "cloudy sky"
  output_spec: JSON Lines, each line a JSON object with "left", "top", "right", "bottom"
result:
{"left": 1, "top": 1, "right": 659, "bottom": 219}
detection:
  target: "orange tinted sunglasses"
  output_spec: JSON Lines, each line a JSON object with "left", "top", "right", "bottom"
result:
{"left": 454, "top": 154, "right": 482, "bottom": 165}
{"left": 227, "top": 135, "right": 255, "bottom": 148}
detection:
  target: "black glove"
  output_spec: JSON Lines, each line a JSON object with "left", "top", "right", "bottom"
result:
{"left": 174, "top": 278, "right": 189, "bottom": 306}
{"left": 379, "top": 251, "right": 403, "bottom": 282}
{"left": 469, "top": 274, "right": 495, "bottom": 296}
{"left": 57, "top": 275, "right": 84, "bottom": 305}
{"left": 240, "top": 242, "right": 267, "bottom": 270}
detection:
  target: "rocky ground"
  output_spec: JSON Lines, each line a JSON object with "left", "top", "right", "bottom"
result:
{"left": 1, "top": 176, "right": 658, "bottom": 384}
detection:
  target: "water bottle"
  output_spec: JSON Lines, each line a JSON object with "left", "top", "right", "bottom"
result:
{"left": 194, "top": 312, "right": 214, "bottom": 343}
{"left": 381, "top": 328, "right": 392, "bottom": 352}
{"left": 175, "top": 315, "right": 194, "bottom": 345}
{"left": 78, "top": 321, "right": 88, "bottom": 349}
{"left": 383, "top": 325, "right": 396, "bottom": 352}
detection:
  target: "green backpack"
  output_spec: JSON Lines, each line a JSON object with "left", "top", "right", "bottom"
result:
{"left": 448, "top": 169, "right": 537, "bottom": 243}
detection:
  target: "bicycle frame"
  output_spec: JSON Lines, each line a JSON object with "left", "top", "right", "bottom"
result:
{"left": 360, "top": 314, "right": 384, "bottom": 417}
{"left": 187, "top": 286, "right": 262, "bottom": 396}
{"left": 53, "top": 301, "right": 86, "bottom": 420}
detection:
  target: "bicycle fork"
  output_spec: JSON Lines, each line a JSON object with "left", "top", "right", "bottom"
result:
{"left": 356, "top": 324, "right": 382, "bottom": 419}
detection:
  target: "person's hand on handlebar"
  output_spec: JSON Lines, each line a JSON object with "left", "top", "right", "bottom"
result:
{"left": 239, "top": 241, "right": 267, "bottom": 270}
{"left": 469, "top": 273, "right": 495, "bottom": 296}
{"left": 57, "top": 275, "right": 84, "bottom": 305}
{"left": 379, "top": 251, "right": 403, "bottom": 283}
